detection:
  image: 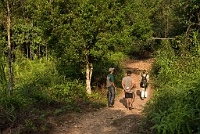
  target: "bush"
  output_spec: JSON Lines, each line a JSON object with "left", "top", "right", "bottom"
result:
{"left": 143, "top": 41, "right": 200, "bottom": 134}
{"left": 0, "top": 57, "right": 107, "bottom": 132}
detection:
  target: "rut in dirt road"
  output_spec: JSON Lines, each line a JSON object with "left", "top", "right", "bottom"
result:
{"left": 49, "top": 58, "right": 155, "bottom": 134}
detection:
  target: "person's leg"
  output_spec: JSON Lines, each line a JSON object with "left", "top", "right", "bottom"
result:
{"left": 127, "top": 98, "right": 132, "bottom": 109}
{"left": 107, "top": 87, "right": 112, "bottom": 107}
{"left": 129, "top": 98, "right": 132, "bottom": 109}
{"left": 141, "top": 87, "right": 145, "bottom": 99}
{"left": 127, "top": 93, "right": 133, "bottom": 110}
{"left": 107, "top": 87, "right": 111, "bottom": 106}
{"left": 125, "top": 93, "right": 131, "bottom": 109}
{"left": 110, "top": 86, "right": 115, "bottom": 106}
{"left": 130, "top": 93, "right": 134, "bottom": 108}
{"left": 126, "top": 98, "right": 129, "bottom": 110}
{"left": 144, "top": 87, "right": 148, "bottom": 98}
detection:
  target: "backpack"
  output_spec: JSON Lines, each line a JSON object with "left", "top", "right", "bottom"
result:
{"left": 140, "top": 74, "right": 148, "bottom": 88}
{"left": 106, "top": 75, "right": 112, "bottom": 87}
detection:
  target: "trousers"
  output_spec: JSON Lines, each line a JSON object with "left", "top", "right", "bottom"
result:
{"left": 141, "top": 87, "right": 148, "bottom": 98}
{"left": 107, "top": 86, "right": 115, "bottom": 106}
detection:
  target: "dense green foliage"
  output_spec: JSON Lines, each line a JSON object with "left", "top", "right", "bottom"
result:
{"left": 0, "top": 0, "right": 199, "bottom": 133}
{"left": 144, "top": 40, "right": 200, "bottom": 134}
{"left": 0, "top": 58, "right": 108, "bottom": 133}
{"left": 142, "top": 0, "right": 200, "bottom": 133}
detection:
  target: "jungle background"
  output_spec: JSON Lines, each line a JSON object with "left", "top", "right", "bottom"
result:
{"left": 0, "top": 0, "right": 199, "bottom": 133}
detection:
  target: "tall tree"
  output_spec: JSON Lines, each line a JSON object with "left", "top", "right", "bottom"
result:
{"left": 5, "top": 0, "right": 13, "bottom": 95}
{"left": 68, "top": 0, "right": 153, "bottom": 93}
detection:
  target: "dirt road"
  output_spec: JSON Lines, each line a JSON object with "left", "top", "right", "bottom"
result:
{"left": 50, "top": 58, "right": 155, "bottom": 134}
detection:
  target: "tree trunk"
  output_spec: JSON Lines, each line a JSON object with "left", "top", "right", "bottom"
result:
{"left": 6, "top": 0, "right": 13, "bottom": 95}
{"left": 85, "top": 56, "right": 93, "bottom": 94}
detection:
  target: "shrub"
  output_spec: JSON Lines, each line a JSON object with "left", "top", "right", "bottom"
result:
{"left": 143, "top": 41, "right": 200, "bottom": 134}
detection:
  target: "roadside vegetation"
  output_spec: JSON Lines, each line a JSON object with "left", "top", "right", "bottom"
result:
{"left": 0, "top": 53, "right": 126, "bottom": 133}
{"left": 143, "top": 39, "right": 200, "bottom": 134}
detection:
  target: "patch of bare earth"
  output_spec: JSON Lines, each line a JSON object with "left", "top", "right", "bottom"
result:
{"left": 49, "top": 58, "right": 155, "bottom": 134}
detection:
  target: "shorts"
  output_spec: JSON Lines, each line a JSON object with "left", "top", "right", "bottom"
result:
{"left": 125, "top": 92, "right": 133, "bottom": 98}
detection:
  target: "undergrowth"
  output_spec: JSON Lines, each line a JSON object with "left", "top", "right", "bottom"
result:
{"left": 142, "top": 40, "right": 200, "bottom": 134}
{"left": 0, "top": 58, "right": 108, "bottom": 134}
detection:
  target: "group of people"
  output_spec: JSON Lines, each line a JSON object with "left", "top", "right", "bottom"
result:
{"left": 106, "top": 68, "right": 149, "bottom": 110}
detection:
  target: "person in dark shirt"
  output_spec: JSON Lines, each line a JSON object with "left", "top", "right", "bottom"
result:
{"left": 106, "top": 68, "right": 116, "bottom": 107}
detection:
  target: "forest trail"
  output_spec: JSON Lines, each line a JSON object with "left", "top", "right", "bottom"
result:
{"left": 49, "top": 58, "right": 155, "bottom": 134}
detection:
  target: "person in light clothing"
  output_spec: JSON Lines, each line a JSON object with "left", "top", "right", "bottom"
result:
{"left": 122, "top": 71, "right": 135, "bottom": 110}
{"left": 140, "top": 70, "right": 149, "bottom": 100}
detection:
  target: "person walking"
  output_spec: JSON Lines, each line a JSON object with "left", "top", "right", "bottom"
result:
{"left": 122, "top": 70, "right": 135, "bottom": 110}
{"left": 140, "top": 70, "right": 149, "bottom": 100}
{"left": 106, "top": 68, "right": 116, "bottom": 107}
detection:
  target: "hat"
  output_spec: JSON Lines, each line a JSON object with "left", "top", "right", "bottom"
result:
{"left": 127, "top": 70, "right": 132, "bottom": 74}
{"left": 109, "top": 68, "right": 115, "bottom": 72}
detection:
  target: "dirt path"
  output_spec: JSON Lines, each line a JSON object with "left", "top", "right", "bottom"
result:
{"left": 49, "top": 58, "right": 155, "bottom": 134}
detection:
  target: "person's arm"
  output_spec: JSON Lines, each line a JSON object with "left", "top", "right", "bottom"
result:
{"left": 131, "top": 78, "right": 135, "bottom": 98}
{"left": 130, "top": 78, "right": 134, "bottom": 89}
{"left": 112, "top": 81, "right": 115, "bottom": 87}
{"left": 121, "top": 79, "right": 125, "bottom": 90}
{"left": 133, "top": 89, "right": 136, "bottom": 101}
{"left": 112, "top": 82, "right": 116, "bottom": 90}
{"left": 110, "top": 75, "right": 116, "bottom": 90}
{"left": 146, "top": 74, "right": 149, "bottom": 83}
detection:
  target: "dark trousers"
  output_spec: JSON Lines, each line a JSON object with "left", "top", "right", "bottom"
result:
{"left": 108, "top": 86, "right": 115, "bottom": 106}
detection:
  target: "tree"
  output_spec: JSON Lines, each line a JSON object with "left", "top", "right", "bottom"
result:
{"left": 5, "top": 0, "right": 13, "bottom": 95}
{"left": 67, "top": 0, "right": 114, "bottom": 94}
{"left": 39, "top": 0, "right": 153, "bottom": 94}
{"left": 0, "top": 0, "right": 153, "bottom": 95}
